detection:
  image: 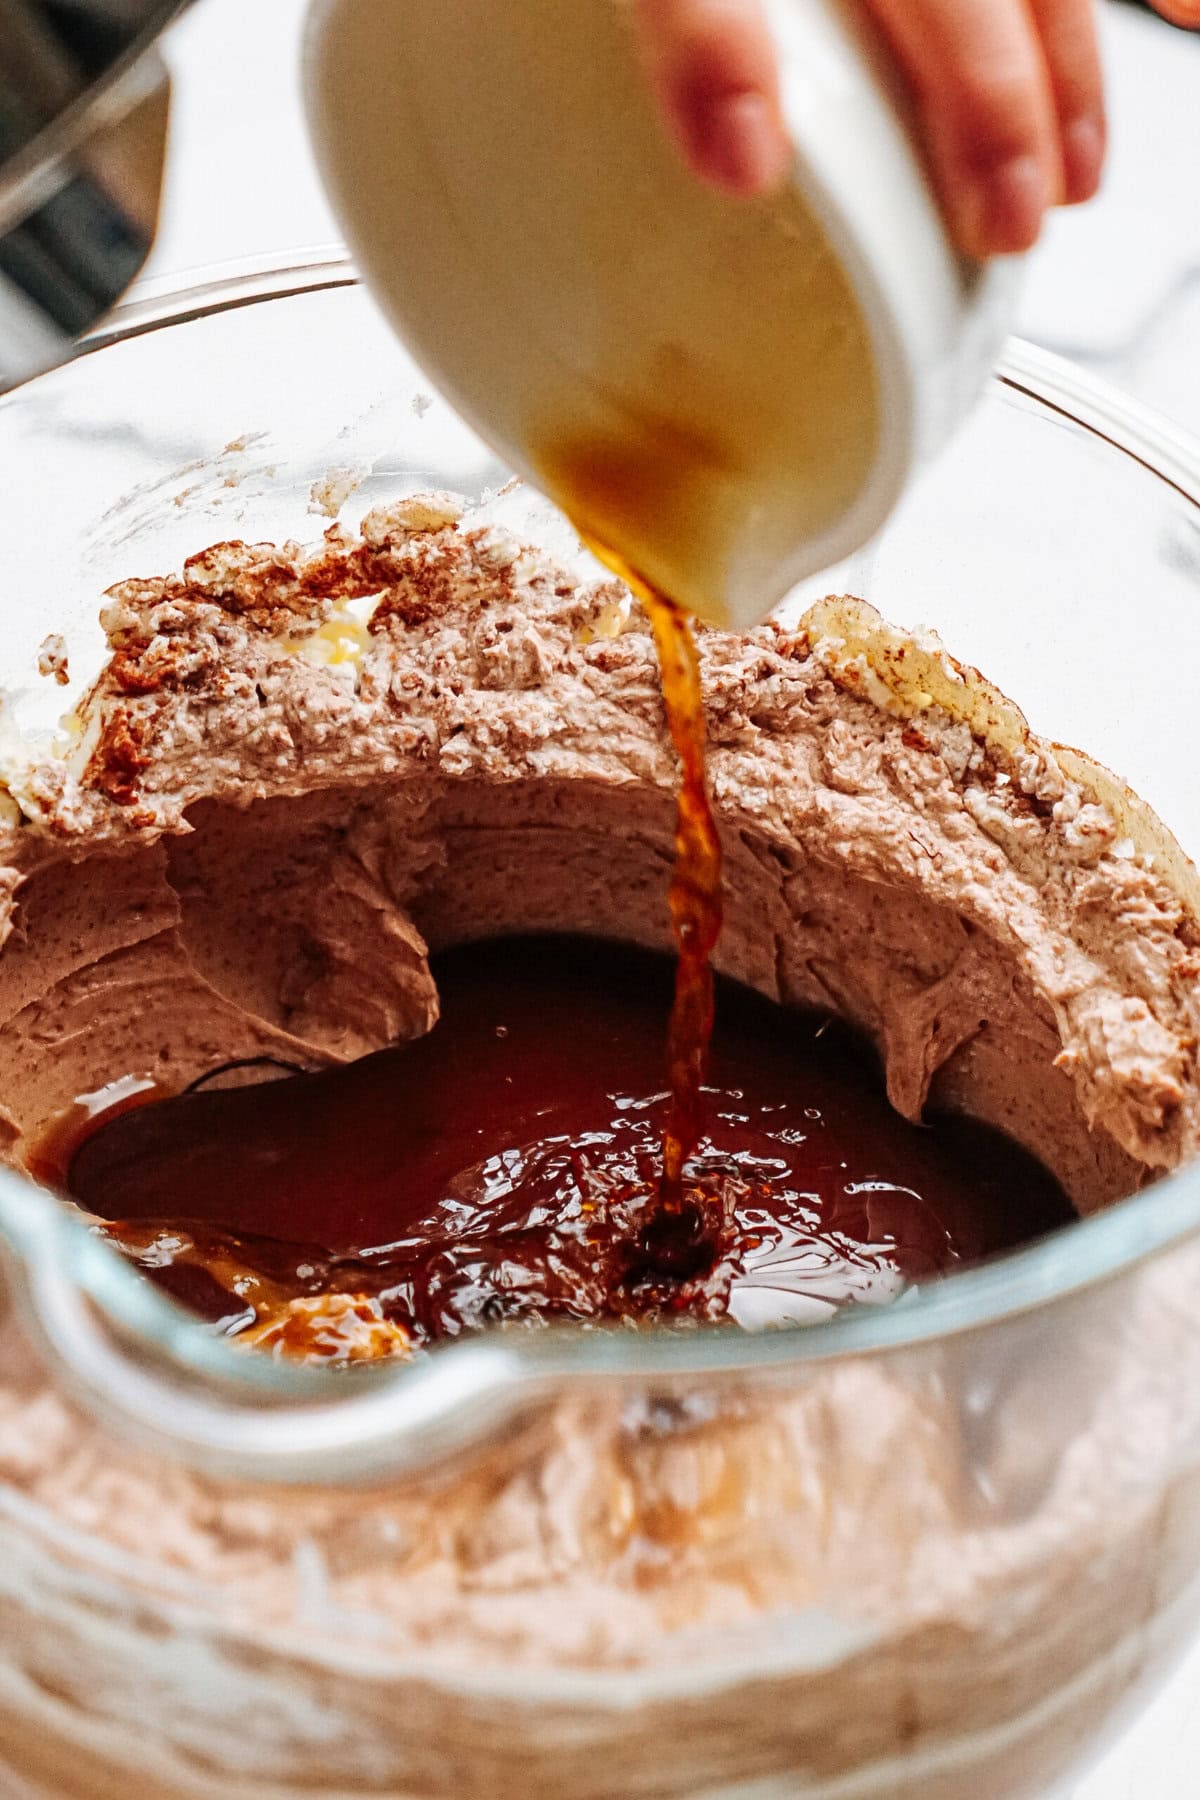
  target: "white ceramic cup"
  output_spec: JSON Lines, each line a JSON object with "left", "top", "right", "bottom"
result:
{"left": 304, "top": 0, "right": 1020, "bottom": 630}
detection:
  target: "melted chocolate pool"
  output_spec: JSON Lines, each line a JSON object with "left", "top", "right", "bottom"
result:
{"left": 51, "top": 937, "right": 1072, "bottom": 1354}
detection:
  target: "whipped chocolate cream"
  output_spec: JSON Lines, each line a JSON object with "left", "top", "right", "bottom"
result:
{"left": 0, "top": 498, "right": 1197, "bottom": 1798}
{"left": 0, "top": 493, "right": 1194, "bottom": 1202}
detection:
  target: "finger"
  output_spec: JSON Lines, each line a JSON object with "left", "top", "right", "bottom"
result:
{"left": 1149, "top": 1, "right": 1200, "bottom": 28}
{"left": 865, "top": 0, "right": 1061, "bottom": 258}
{"left": 1026, "top": 0, "right": 1106, "bottom": 204}
{"left": 633, "top": 0, "right": 791, "bottom": 197}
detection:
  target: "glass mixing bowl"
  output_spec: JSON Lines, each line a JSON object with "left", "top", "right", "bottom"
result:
{"left": 0, "top": 258, "right": 1198, "bottom": 1798}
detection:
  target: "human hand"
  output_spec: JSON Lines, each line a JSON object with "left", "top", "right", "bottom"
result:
{"left": 634, "top": 0, "right": 1199, "bottom": 258}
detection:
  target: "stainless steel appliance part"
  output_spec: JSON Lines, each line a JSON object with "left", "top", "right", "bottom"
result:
{"left": 0, "top": 0, "right": 187, "bottom": 391}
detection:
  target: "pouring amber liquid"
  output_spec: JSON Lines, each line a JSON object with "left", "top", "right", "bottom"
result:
{"left": 538, "top": 432, "right": 732, "bottom": 1221}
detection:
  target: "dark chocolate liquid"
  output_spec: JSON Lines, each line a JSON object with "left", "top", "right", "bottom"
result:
{"left": 57, "top": 937, "right": 1072, "bottom": 1353}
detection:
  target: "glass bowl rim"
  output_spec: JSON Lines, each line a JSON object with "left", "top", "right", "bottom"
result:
{"left": 3, "top": 251, "right": 1200, "bottom": 1468}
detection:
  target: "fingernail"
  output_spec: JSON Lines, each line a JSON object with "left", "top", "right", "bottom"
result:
{"left": 696, "top": 92, "right": 790, "bottom": 198}
{"left": 1061, "top": 115, "right": 1106, "bottom": 205}
{"left": 966, "top": 154, "right": 1049, "bottom": 257}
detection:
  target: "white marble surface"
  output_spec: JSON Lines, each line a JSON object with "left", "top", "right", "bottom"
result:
{"left": 1020, "top": 2, "right": 1200, "bottom": 436}
{"left": 138, "top": 2, "right": 1200, "bottom": 1795}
